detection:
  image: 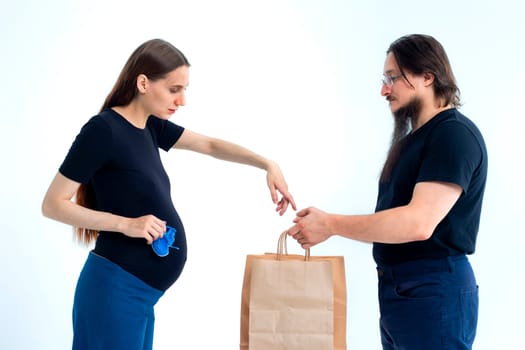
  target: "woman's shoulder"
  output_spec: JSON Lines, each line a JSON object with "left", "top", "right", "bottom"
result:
{"left": 85, "top": 108, "right": 135, "bottom": 133}
{"left": 76, "top": 110, "right": 114, "bottom": 140}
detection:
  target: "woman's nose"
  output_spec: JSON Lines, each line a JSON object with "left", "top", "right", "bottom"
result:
{"left": 176, "top": 91, "right": 186, "bottom": 106}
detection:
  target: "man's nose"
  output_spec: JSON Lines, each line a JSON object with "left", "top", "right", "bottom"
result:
{"left": 381, "top": 84, "right": 391, "bottom": 97}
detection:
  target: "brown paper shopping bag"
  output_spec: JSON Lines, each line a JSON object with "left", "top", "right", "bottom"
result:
{"left": 240, "top": 231, "right": 347, "bottom": 350}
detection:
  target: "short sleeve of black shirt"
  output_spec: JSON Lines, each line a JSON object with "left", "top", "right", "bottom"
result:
{"left": 59, "top": 116, "right": 112, "bottom": 183}
{"left": 417, "top": 119, "right": 483, "bottom": 194}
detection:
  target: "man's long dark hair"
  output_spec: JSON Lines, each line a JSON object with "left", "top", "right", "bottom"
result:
{"left": 74, "top": 39, "right": 190, "bottom": 245}
{"left": 380, "top": 34, "right": 461, "bottom": 182}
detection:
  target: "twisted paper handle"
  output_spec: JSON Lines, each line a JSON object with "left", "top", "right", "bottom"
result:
{"left": 277, "top": 230, "right": 310, "bottom": 261}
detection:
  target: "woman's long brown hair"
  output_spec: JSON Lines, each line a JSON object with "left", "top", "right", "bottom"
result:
{"left": 74, "top": 39, "right": 190, "bottom": 245}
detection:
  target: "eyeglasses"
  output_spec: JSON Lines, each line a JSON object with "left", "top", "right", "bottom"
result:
{"left": 381, "top": 74, "right": 403, "bottom": 87}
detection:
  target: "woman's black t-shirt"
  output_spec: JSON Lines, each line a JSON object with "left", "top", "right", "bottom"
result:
{"left": 59, "top": 108, "right": 187, "bottom": 291}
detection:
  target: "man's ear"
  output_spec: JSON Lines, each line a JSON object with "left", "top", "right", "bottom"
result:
{"left": 423, "top": 72, "right": 435, "bottom": 87}
{"left": 136, "top": 74, "right": 149, "bottom": 94}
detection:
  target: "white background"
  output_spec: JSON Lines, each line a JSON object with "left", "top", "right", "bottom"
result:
{"left": 1, "top": 0, "right": 524, "bottom": 349}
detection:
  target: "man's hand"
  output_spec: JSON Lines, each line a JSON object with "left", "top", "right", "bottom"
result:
{"left": 287, "top": 207, "right": 333, "bottom": 249}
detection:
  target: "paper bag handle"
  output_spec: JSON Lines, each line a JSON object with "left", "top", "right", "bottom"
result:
{"left": 277, "top": 230, "right": 310, "bottom": 261}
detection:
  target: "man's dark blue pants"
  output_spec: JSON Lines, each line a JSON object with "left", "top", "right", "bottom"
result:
{"left": 377, "top": 255, "right": 478, "bottom": 350}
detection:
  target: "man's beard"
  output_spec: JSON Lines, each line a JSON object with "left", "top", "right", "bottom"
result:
{"left": 380, "top": 96, "right": 423, "bottom": 182}
{"left": 391, "top": 96, "right": 423, "bottom": 144}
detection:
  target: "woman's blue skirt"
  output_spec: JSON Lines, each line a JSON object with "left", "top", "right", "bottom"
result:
{"left": 72, "top": 251, "right": 164, "bottom": 350}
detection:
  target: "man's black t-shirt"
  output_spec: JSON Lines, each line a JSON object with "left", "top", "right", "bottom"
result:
{"left": 373, "top": 108, "right": 488, "bottom": 266}
{"left": 60, "top": 108, "right": 186, "bottom": 291}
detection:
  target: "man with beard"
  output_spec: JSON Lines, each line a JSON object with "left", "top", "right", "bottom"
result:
{"left": 287, "top": 34, "right": 487, "bottom": 350}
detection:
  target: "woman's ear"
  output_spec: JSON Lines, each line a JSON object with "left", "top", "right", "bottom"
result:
{"left": 136, "top": 74, "right": 149, "bottom": 94}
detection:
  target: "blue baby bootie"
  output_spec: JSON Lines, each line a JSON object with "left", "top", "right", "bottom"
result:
{"left": 152, "top": 225, "right": 179, "bottom": 257}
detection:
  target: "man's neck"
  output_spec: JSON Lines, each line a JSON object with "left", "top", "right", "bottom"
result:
{"left": 413, "top": 102, "right": 452, "bottom": 131}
